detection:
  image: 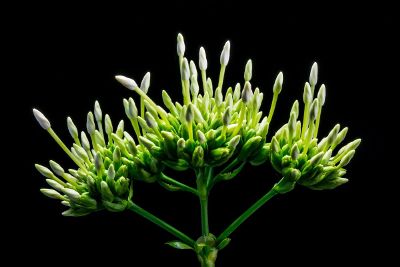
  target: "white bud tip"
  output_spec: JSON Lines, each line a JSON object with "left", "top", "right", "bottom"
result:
{"left": 242, "top": 82, "right": 253, "bottom": 104}
{"left": 220, "top": 41, "right": 231, "bottom": 65}
{"left": 309, "top": 62, "right": 318, "bottom": 86}
{"left": 177, "top": 33, "right": 185, "bottom": 56}
{"left": 273, "top": 72, "right": 284, "bottom": 94}
{"left": 33, "top": 109, "right": 51, "bottom": 130}
{"left": 317, "top": 84, "right": 326, "bottom": 106}
{"left": 244, "top": 59, "right": 253, "bottom": 81}
{"left": 115, "top": 75, "right": 138, "bottom": 90}
{"left": 199, "top": 47, "right": 208, "bottom": 71}
{"left": 140, "top": 72, "right": 151, "bottom": 93}
{"left": 181, "top": 58, "right": 190, "bottom": 80}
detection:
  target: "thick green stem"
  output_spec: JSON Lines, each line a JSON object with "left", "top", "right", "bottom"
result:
{"left": 197, "top": 169, "right": 210, "bottom": 236}
{"left": 160, "top": 173, "right": 198, "bottom": 195}
{"left": 127, "top": 201, "right": 195, "bottom": 247}
{"left": 200, "top": 197, "right": 209, "bottom": 236}
{"left": 267, "top": 93, "right": 279, "bottom": 124}
{"left": 217, "top": 187, "right": 278, "bottom": 243}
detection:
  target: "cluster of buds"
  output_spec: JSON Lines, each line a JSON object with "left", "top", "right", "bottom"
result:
{"left": 270, "top": 63, "right": 361, "bottom": 193}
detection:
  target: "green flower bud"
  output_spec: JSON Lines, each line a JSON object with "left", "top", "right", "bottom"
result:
{"left": 49, "top": 160, "right": 64, "bottom": 177}
{"left": 332, "top": 127, "right": 348, "bottom": 149}
{"left": 33, "top": 109, "right": 51, "bottom": 130}
{"left": 290, "top": 100, "right": 299, "bottom": 120}
{"left": 242, "top": 81, "right": 253, "bottom": 104}
{"left": 303, "top": 82, "right": 312, "bottom": 104}
{"left": 210, "top": 147, "right": 230, "bottom": 161}
{"left": 86, "top": 112, "right": 96, "bottom": 135}
{"left": 256, "top": 117, "right": 269, "bottom": 138}
{"left": 227, "top": 135, "right": 241, "bottom": 150}
{"left": 337, "top": 139, "right": 362, "bottom": 156}
{"left": 35, "top": 164, "right": 54, "bottom": 179}
{"left": 140, "top": 72, "right": 151, "bottom": 93}
{"left": 186, "top": 104, "right": 194, "bottom": 123}
{"left": 94, "top": 152, "right": 103, "bottom": 172}
{"left": 190, "top": 60, "right": 198, "bottom": 78}
{"left": 113, "top": 147, "right": 121, "bottom": 163}
{"left": 116, "top": 120, "right": 124, "bottom": 138}
{"left": 309, "top": 62, "right": 318, "bottom": 87}
{"left": 115, "top": 75, "right": 138, "bottom": 90}
{"left": 94, "top": 101, "right": 102, "bottom": 122}
{"left": 233, "top": 83, "right": 241, "bottom": 102}
{"left": 104, "top": 114, "right": 113, "bottom": 135}
{"left": 162, "top": 90, "right": 178, "bottom": 116}
{"left": 327, "top": 124, "right": 340, "bottom": 147}
{"left": 207, "top": 78, "right": 213, "bottom": 96}
{"left": 100, "top": 181, "right": 114, "bottom": 202}
{"left": 145, "top": 112, "right": 158, "bottom": 129}
{"left": 244, "top": 59, "right": 252, "bottom": 81}
{"left": 317, "top": 84, "right": 326, "bottom": 106}
{"left": 192, "top": 146, "right": 204, "bottom": 167}
{"left": 139, "top": 136, "right": 156, "bottom": 151}
{"left": 124, "top": 131, "right": 138, "bottom": 155}
{"left": 62, "top": 188, "right": 81, "bottom": 202}
{"left": 321, "top": 149, "right": 332, "bottom": 164}
{"left": 177, "top": 33, "right": 185, "bottom": 57}
{"left": 338, "top": 150, "right": 355, "bottom": 167}
{"left": 215, "top": 87, "right": 223, "bottom": 106}
{"left": 309, "top": 99, "right": 319, "bottom": 121}
{"left": 190, "top": 77, "right": 200, "bottom": 98}
{"left": 67, "top": 117, "right": 79, "bottom": 140}
{"left": 288, "top": 112, "right": 297, "bottom": 140}
{"left": 196, "top": 130, "right": 207, "bottom": 144}
{"left": 223, "top": 107, "right": 231, "bottom": 126}
{"left": 80, "top": 131, "right": 90, "bottom": 151}
{"left": 181, "top": 58, "right": 190, "bottom": 81}
{"left": 94, "top": 130, "right": 105, "bottom": 147}
{"left": 239, "top": 136, "right": 262, "bottom": 160}
{"left": 271, "top": 137, "right": 280, "bottom": 154}
{"left": 108, "top": 164, "right": 115, "bottom": 180}
{"left": 40, "top": 188, "right": 64, "bottom": 200}
{"left": 46, "top": 179, "right": 65, "bottom": 191}
{"left": 73, "top": 144, "right": 89, "bottom": 163}
{"left": 199, "top": 47, "right": 208, "bottom": 71}
{"left": 220, "top": 40, "right": 230, "bottom": 65}
{"left": 273, "top": 72, "right": 283, "bottom": 94}
{"left": 291, "top": 143, "right": 300, "bottom": 160}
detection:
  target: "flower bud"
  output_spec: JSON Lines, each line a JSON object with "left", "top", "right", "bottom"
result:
{"left": 46, "top": 179, "right": 64, "bottom": 192}
{"left": 86, "top": 112, "right": 96, "bottom": 135}
{"left": 33, "top": 109, "right": 51, "bottom": 130}
{"left": 338, "top": 150, "right": 355, "bottom": 167}
{"left": 40, "top": 189, "right": 64, "bottom": 200}
{"left": 309, "top": 99, "right": 319, "bottom": 121}
{"left": 80, "top": 131, "right": 90, "bottom": 151}
{"left": 181, "top": 58, "right": 190, "bottom": 81}
{"left": 303, "top": 82, "right": 312, "bottom": 104}
{"left": 105, "top": 114, "right": 113, "bottom": 135}
{"left": 290, "top": 100, "right": 299, "bottom": 120}
{"left": 220, "top": 40, "right": 230, "bottom": 65}
{"left": 140, "top": 72, "right": 151, "bottom": 94}
{"left": 309, "top": 62, "right": 318, "bottom": 87}
{"left": 186, "top": 104, "right": 194, "bottom": 123}
{"left": 233, "top": 83, "right": 241, "bottom": 102}
{"left": 199, "top": 47, "right": 208, "bottom": 71}
{"left": 67, "top": 117, "right": 78, "bottom": 140}
{"left": 145, "top": 112, "right": 157, "bottom": 129}
{"left": 291, "top": 144, "right": 300, "bottom": 160}
{"left": 100, "top": 181, "right": 114, "bottom": 202}
{"left": 244, "top": 59, "right": 252, "bottom": 81}
{"left": 273, "top": 72, "right": 283, "bottom": 94}
{"left": 190, "top": 60, "right": 198, "bottom": 78}
{"left": 242, "top": 81, "right": 253, "bottom": 104}
{"left": 177, "top": 33, "right": 185, "bottom": 57}
{"left": 317, "top": 84, "right": 326, "bottom": 106}
{"left": 94, "top": 101, "right": 102, "bottom": 122}
{"left": 115, "top": 75, "right": 138, "bottom": 90}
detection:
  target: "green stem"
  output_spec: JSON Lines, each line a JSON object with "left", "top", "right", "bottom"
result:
{"left": 127, "top": 201, "right": 195, "bottom": 247}
{"left": 216, "top": 187, "right": 278, "bottom": 243}
{"left": 200, "top": 197, "right": 209, "bottom": 236}
{"left": 217, "top": 64, "right": 226, "bottom": 90}
{"left": 160, "top": 173, "right": 198, "bottom": 195}
{"left": 267, "top": 93, "right": 279, "bottom": 124}
{"left": 197, "top": 169, "right": 210, "bottom": 236}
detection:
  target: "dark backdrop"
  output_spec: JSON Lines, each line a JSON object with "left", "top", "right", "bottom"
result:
{"left": 7, "top": 1, "right": 397, "bottom": 266}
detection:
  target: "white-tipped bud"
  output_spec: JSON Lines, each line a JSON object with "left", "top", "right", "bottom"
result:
{"left": 145, "top": 112, "right": 157, "bottom": 129}
{"left": 81, "top": 131, "right": 90, "bottom": 151}
{"left": 116, "top": 120, "right": 125, "bottom": 138}
{"left": 332, "top": 127, "right": 348, "bottom": 148}
{"left": 290, "top": 100, "right": 299, "bottom": 120}
{"left": 67, "top": 117, "right": 78, "bottom": 139}
{"left": 338, "top": 139, "right": 361, "bottom": 155}
{"left": 41, "top": 189, "right": 64, "bottom": 200}
{"left": 181, "top": 58, "right": 190, "bottom": 80}
{"left": 105, "top": 114, "right": 113, "bottom": 135}
{"left": 220, "top": 40, "right": 231, "bottom": 65}
{"left": 207, "top": 78, "right": 213, "bottom": 95}
{"left": 86, "top": 112, "right": 96, "bottom": 135}
{"left": 199, "top": 47, "right": 208, "bottom": 71}
{"left": 322, "top": 149, "right": 332, "bottom": 163}
{"left": 256, "top": 117, "right": 269, "bottom": 137}
{"left": 309, "top": 62, "right": 318, "bottom": 87}
{"left": 190, "top": 60, "right": 198, "bottom": 78}
{"left": 242, "top": 81, "right": 253, "bottom": 104}
{"left": 177, "top": 33, "right": 185, "bottom": 57}
{"left": 227, "top": 135, "right": 241, "bottom": 149}
{"left": 94, "top": 101, "right": 102, "bottom": 121}
{"left": 62, "top": 188, "right": 81, "bottom": 201}
{"left": 115, "top": 75, "right": 138, "bottom": 90}
{"left": 327, "top": 124, "right": 340, "bottom": 147}
{"left": 288, "top": 112, "right": 297, "bottom": 138}
{"left": 140, "top": 72, "right": 151, "bottom": 93}
{"left": 215, "top": 87, "right": 223, "bottom": 106}
{"left": 177, "top": 138, "right": 186, "bottom": 149}
{"left": 129, "top": 98, "right": 138, "bottom": 118}
{"left": 273, "top": 72, "right": 284, "bottom": 94}
{"left": 186, "top": 104, "right": 194, "bottom": 123}
{"left": 190, "top": 76, "right": 200, "bottom": 98}
{"left": 317, "top": 84, "right": 326, "bottom": 106}
{"left": 271, "top": 136, "right": 280, "bottom": 153}
{"left": 49, "top": 160, "right": 64, "bottom": 177}
{"left": 108, "top": 164, "right": 115, "bottom": 180}
{"left": 309, "top": 99, "right": 319, "bottom": 121}
{"left": 233, "top": 83, "right": 241, "bottom": 102}
{"left": 303, "top": 82, "right": 312, "bottom": 104}
{"left": 291, "top": 143, "right": 300, "bottom": 160}
{"left": 46, "top": 179, "right": 65, "bottom": 192}
{"left": 35, "top": 164, "right": 54, "bottom": 178}
{"left": 196, "top": 130, "right": 207, "bottom": 144}
{"left": 244, "top": 59, "right": 253, "bottom": 81}
{"left": 339, "top": 150, "right": 355, "bottom": 167}
{"left": 223, "top": 107, "right": 231, "bottom": 126}
{"left": 94, "top": 152, "right": 103, "bottom": 171}
{"left": 33, "top": 109, "right": 51, "bottom": 130}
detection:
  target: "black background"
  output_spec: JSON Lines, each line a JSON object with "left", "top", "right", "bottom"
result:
{"left": 7, "top": 1, "right": 397, "bottom": 266}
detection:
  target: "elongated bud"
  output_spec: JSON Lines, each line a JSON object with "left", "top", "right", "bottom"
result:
{"left": 233, "top": 83, "right": 241, "bottom": 102}
{"left": 186, "top": 104, "right": 194, "bottom": 123}
{"left": 86, "top": 112, "right": 96, "bottom": 135}
{"left": 177, "top": 138, "right": 186, "bottom": 150}
{"left": 220, "top": 41, "right": 230, "bottom": 65}
{"left": 303, "top": 82, "right": 312, "bottom": 104}
{"left": 242, "top": 81, "right": 253, "bottom": 104}
{"left": 190, "top": 60, "right": 198, "bottom": 78}
{"left": 227, "top": 135, "right": 241, "bottom": 149}
{"left": 116, "top": 120, "right": 124, "bottom": 138}
{"left": 199, "top": 47, "right": 208, "bottom": 71}
{"left": 62, "top": 188, "right": 81, "bottom": 201}
{"left": 321, "top": 149, "right": 332, "bottom": 164}
{"left": 309, "top": 99, "right": 319, "bottom": 121}
{"left": 256, "top": 117, "right": 269, "bottom": 137}
{"left": 291, "top": 144, "right": 300, "bottom": 160}
{"left": 66, "top": 117, "right": 78, "bottom": 140}
{"left": 309, "top": 62, "right": 318, "bottom": 87}
{"left": 100, "top": 181, "right": 114, "bottom": 201}
{"left": 317, "top": 84, "right": 326, "bottom": 106}
{"left": 223, "top": 108, "right": 231, "bottom": 126}
{"left": 81, "top": 131, "right": 90, "bottom": 151}
{"left": 310, "top": 151, "right": 324, "bottom": 165}
{"left": 190, "top": 77, "right": 200, "bottom": 97}
{"left": 108, "top": 164, "right": 115, "bottom": 180}
{"left": 177, "top": 33, "right": 185, "bottom": 57}
{"left": 145, "top": 112, "right": 157, "bottom": 129}
{"left": 271, "top": 136, "right": 280, "bottom": 153}
{"left": 49, "top": 160, "right": 64, "bottom": 176}
{"left": 239, "top": 136, "right": 262, "bottom": 160}
{"left": 94, "top": 152, "right": 103, "bottom": 171}
{"left": 46, "top": 179, "right": 64, "bottom": 192}
{"left": 140, "top": 72, "right": 151, "bottom": 93}
{"left": 339, "top": 139, "right": 362, "bottom": 155}
{"left": 35, "top": 164, "right": 54, "bottom": 178}
{"left": 41, "top": 189, "right": 64, "bottom": 200}
{"left": 288, "top": 112, "right": 297, "bottom": 139}
{"left": 192, "top": 146, "right": 204, "bottom": 167}
{"left": 338, "top": 150, "right": 355, "bottom": 167}
{"left": 273, "top": 72, "right": 283, "bottom": 94}
{"left": 113, "top": 147, "right": 121, "bottom": 162}
{"left": 33, "top": 109, "right": 51, "bottom": 130}
{"left": 105, "top": 114, "right": 113, "bottom": 135}
{"left": 332, "top": 127, "right": 348, "bottom": 148}
{"left": 94, "top": 101, "right": 102, "bottom": 121}
{"left": 244, "top": 59, "right": 252, "bottom": 81}
{"left": 196, "top": 130, "right": 207, "bottom": 144}
{"left": 290, "top": 100, "right": 299, "bottom": 120}
{"left": 207, "top": 78, "right": 213, "bottom": 94}
{"left": 129, "top": 98, "right": 138, "bottom": 118}
{"left": 181, "top": 58, "right": 190, "bottom": 80}
{"left": 115, "top": 75, "right": 138, "bottom": 90}
{"left": 139, "top": 136, "right": 156, "bottom": 150}
{"left": 124, "top": 131, "right": 138, "bottom": 155}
